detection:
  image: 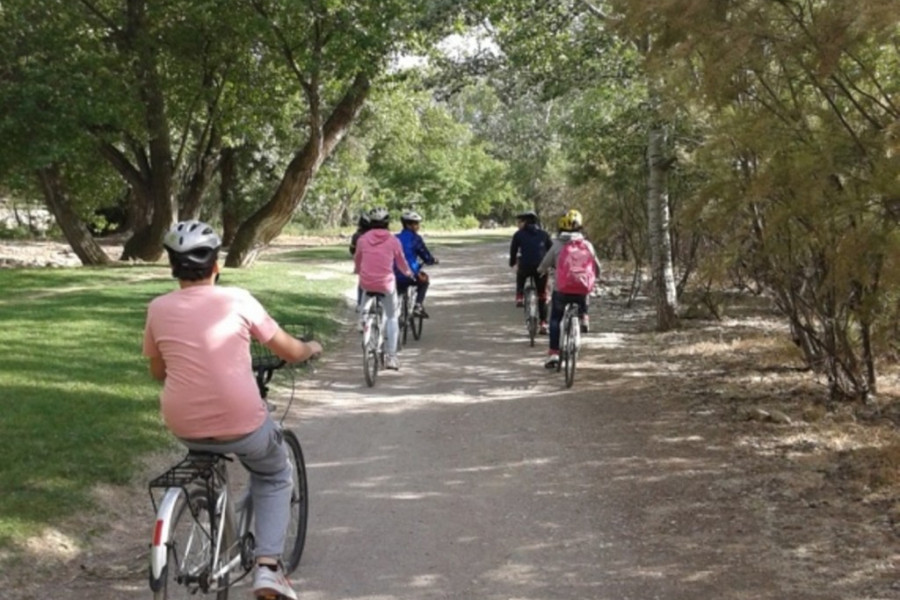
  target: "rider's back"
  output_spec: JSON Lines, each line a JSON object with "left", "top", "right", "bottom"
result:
{"left": 510, "top": 224, "right": 552, "bottom": 269}
{"left": 143, "top": 285, "right": 276, "bottom": 439}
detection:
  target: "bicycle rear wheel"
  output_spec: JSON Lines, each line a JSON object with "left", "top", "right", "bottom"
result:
{"left": 411, "top": 310, "right": 424, "bottom": 340}
{"left": 564, "top": 312, "right": 577, "bottom": 388}
{"left": 154, "top": 489, "right": 230, "bottom": 600}
{"left": 281, "top": 430, "right": 308, "bottom": 574}
{"left": 399, "top": 292, "right": 410, "bottom": 347}
{"left": 524, "top": 287, "right": 538, "bottom": 347}
{"left": 363, "top": 321, "right": 379, "bottom": 387}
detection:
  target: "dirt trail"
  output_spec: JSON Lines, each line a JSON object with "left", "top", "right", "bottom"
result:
{"left": 9, "top": 239, "right": 900, "bottom": 599}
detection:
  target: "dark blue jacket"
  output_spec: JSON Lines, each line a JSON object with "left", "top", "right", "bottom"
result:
{"left": 509, "top": 224, "right": 552, "bottom": 269}
{"left": 394, "top": 228, "right": 435, "bottom": 284}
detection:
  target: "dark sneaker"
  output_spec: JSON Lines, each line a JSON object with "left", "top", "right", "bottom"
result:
{"left": 580, "top": 315, "right": 590, "bottom": 333}
{"left": 413, "top": 303, "right": 430, "bottom": 319}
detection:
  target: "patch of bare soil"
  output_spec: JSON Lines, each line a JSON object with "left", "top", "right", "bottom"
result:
{"left": 3, "top": 245, "right": 900, "bottom": 598}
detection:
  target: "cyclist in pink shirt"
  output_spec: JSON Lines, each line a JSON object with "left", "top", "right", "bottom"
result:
{"left": 354, "top": 207, "right": 414, "bottom": 370}
{"left": 143, "top": 220, "right": 320, "bottom": 600}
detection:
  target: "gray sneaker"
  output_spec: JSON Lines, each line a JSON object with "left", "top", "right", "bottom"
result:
{"left": 253, "top": 563, "right": 297, "bottom": 600}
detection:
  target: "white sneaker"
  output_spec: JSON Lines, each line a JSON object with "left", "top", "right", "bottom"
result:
{"left": 385, "top": 355, "right": 399, "bottom": 370}
{"left": 357, "top": 317, "right": 365, "bottom": 334}
{"left": 544, "top": 354, "right": 560, "bottom": 369}
{"left": 253, "top": 563, "right": 298, "bottom": 600}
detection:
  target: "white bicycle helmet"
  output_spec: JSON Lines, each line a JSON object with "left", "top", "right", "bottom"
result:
{"left": 368, "top": 207, "right": 390, "bottom": 223}
{"left": 401, "top": 210, "right": 423, "bottom": 223}
{"left": 163, "top": 220, "right": 221, "bottom": 269}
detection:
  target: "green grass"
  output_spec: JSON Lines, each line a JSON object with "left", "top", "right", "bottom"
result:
{"left": 0, "top": 249, "right": 354, "bottom": 555}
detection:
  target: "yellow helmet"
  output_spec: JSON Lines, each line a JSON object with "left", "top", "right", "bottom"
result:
{"left": 558, "top": 209, "right": 583, "bottom": 231}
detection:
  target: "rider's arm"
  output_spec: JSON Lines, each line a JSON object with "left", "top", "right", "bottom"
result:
{"left": 264, "top": 328, "right": 322, "bottom": 363}
{"left": 509, "top": 233, "right": 520, "bottom": 267}
{"left": 538, "top": 242, "right": 559, "bottom": 275}
{"left": 394, "top": 239, "right": 415, "bottom": 279}
{"left": 415, "top": 235, "right": 436, "bottom": 265}
{"left": 149, "top": 355, "right": 167, "bottom": 381}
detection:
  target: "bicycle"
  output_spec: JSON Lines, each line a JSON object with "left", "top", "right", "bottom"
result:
{"left": 398, "top": 284, "right": 423, "bottom": 347}
{"left": 557, "top": 301, "right": 581, "bottom": 388}
{"left": 148, "top": 330, "right": 312, "bottom": 600}
{"left": 360, "top": 292, "right": 386, "bottom": 387}
{"left": 523, "top": 275, "right": 539, "bottom": 347}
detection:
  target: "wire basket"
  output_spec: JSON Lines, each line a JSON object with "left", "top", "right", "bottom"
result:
{"left": 250, "top": 322, "right": 314, "bottom": 371}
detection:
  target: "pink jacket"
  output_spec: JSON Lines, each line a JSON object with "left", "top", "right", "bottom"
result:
{"left": 354, "top": 229, "right": 413, "bottom": 293}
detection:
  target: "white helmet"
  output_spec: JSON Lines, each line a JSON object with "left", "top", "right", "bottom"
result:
{"left": 163, "top": 220, "right": 221, "bottom": 269}
{"left": 401, "top": 210, "right": 423, "bottom": 223}
{"left": 367, "top": 207, "right": 390, "bottom": 223}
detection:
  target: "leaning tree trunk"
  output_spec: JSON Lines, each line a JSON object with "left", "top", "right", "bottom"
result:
{"left": 226, "top": 73, "right": 370, "bottom": 267}
{"left": 646, "top": 124, "right": 678, "bottom": 331}
{"left": 36, "top": 166, "right": 112, "bottom": 266}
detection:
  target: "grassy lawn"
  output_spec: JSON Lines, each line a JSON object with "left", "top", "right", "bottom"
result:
{"left": 0, "top": 246, "right": 354, "bottom": 555}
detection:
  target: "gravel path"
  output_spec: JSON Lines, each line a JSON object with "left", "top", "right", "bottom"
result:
{"left": 8, "top": 239, "right": 898, "bottom": 599}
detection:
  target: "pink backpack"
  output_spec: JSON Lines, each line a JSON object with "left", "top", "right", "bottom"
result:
{"left": 556, "top": 238, "right": 596, "bottom": 294}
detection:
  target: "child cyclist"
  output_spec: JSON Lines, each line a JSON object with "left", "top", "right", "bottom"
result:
{"left": 509, "top": 210, "right": 553, "bottom": 334}
{"left": 354, "top": 207, "right": 414, "bottom": 370}
{"left": 394, "top": 210, "right": 439, "bottom": 318}
{"left": 143, "top": 220, "right": 321, "bottom": 600}
{"left": 538, "top": 209, "right": 601, "bottom": 369}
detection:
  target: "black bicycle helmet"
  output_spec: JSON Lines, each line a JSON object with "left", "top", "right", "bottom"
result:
{"left": 163, "top": 220, "right": 221, "bottom": 279}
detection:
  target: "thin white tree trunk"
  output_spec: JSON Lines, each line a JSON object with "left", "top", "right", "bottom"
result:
{"left": 647, "top": 124, "right": 678, "bottom": 330}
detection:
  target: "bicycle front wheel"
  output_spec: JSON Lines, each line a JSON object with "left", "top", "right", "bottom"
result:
{"left": 154, "top": 489, "right": 230, "bottom": 600}
{"left": 564, "top": 314, "right": 577, "bottom": 388}
{"left": 281, "top": 430, "right": 308, "bottom": 574}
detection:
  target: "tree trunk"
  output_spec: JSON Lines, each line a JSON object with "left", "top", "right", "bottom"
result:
{"left": 36, "top": 166, "right": 112, "bottom": 266}
{"left": 226, "top": 73, "right": 371, "bottom": 267}
{"left": 116, "top": 0, "right": 176, "bottom": 262}
{"left": 220, "top": 146, "right": 240, "bottom": 246}
{"left": 646, "top": 124, "right": 678, "bottom": 331}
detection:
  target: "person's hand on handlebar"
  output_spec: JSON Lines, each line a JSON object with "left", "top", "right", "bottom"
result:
{"left": 265, "top": 328, "right": 322, "bottom": 364}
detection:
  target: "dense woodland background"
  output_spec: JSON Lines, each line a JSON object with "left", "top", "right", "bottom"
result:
{"left": 3, "top": 0, "right": 900, "bottom": 400}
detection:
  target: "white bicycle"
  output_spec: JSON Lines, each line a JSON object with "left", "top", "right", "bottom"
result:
{"left": 147, "top": 337, "right": 312, "bottom": 599}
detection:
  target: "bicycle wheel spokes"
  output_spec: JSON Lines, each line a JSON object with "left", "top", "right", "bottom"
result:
{"left": 156, "top": 490, "right": 229, "bottom": 600}
{"left": 281, "top": 430, "right": 309, "bottom": 574}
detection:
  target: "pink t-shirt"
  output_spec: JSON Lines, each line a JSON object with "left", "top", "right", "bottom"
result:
{"left": 142, "top": 285, "right": 279, "bottom": 439}
{"left": 354, "top": 229, "right": 412, "bottom": 293}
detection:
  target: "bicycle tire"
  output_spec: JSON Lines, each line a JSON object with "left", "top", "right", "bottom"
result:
{"left": 281, "top": 430, "right": 308, "bottom": 574}
{"left": 525, "top": 287, "right": 537, "bottom": 347}
{"left": 363, "top": 321, "right": 379, "bottom": 387}
{"left": 400, "top": 292, "right": 410, "bottom": 347}
{"left": 411, "top": 311, "right": 424, "bottom": 341}
{"left": 564, "top": 311, "right": 577, "bottom": 388}
{"left": 154, "top": 489, "right": 230, "bottom": 600}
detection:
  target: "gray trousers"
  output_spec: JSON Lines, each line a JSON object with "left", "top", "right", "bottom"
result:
{"left": 180, "top": 416, "right": 292, "bottom": 559}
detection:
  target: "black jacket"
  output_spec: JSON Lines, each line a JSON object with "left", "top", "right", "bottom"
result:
{"left": 509, "top": 224, "right": 552, "bottom": 269}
